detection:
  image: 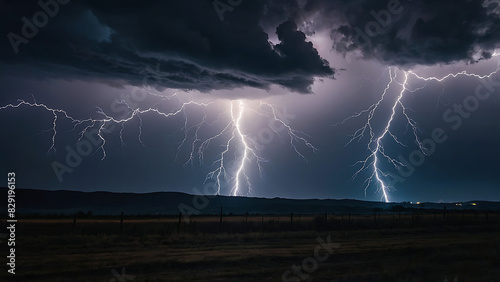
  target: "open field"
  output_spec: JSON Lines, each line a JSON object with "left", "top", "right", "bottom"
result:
{"left": 1, "top": 214, "right": 500, "bottom": 281}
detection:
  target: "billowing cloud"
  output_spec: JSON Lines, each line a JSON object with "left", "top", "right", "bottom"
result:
{"left": 3, "top": 0, "right": 500, "bottom": 96}
{"left": 307, "top": 0, "right": 500, "bottom": 67}
{"left": 258, "top": 0, "right": 500, "bottom": 67}
{"left": 0, "top": 0, "right": 334, "bottom": 96}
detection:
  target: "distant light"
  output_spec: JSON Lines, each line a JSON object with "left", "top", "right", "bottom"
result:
{"left": 416, "top": 202, "right": 421, "bottom": 205}
{"left": 471, "top": 203, "right": 477, "bottom": 206}
{"left": 456, "top": 203, "right": 462, "bottom": 206}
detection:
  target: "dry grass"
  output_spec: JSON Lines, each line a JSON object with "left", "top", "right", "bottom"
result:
{"left": 1, "top": 216, "right": 499, "bottom": 281}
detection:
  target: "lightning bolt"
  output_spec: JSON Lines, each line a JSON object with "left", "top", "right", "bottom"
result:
{"left": 260, "top": 102, "right": 319, "bottom": 161}
{"left": 1, "top": 92, "right": 316, "bottom": 197}
{"left": 0, "top": 100, "right": 80, "bottom": 154}
{"left": 340, "top": 53, "right": 500, "bottom": 202}
{"left": 232, "top": 100, "right": 254, "bottom": 196}
{"left": 204, "top": 100, "right": 259, "bottom": 196}
{"left": 204, "top": 100, "right": 317, "bottom": 196}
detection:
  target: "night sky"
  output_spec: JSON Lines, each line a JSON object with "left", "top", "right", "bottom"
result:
{"left": 1, "top": 0, "right": 500, "bottom": 202}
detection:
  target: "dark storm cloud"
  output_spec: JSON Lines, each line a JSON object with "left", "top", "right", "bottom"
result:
{"left": 0, "top": 0, "right": 334, "bottom": 95}
{"left": 259, "top": 0, "right": 500, "bottom": 67}
{"left": 326, "top": 0, "right": 500, "bottom": 66}
{"left": 3, "top": 0, "right": 500, "bottom": 94}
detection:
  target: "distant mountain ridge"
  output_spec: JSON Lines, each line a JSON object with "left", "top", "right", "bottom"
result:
{"left": 2, "top": 188, "right": 499, "bottom": 216}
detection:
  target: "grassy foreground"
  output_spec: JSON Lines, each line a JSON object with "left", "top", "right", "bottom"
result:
{"left": 1, "top": 216, "right": 499, "bottom": 281}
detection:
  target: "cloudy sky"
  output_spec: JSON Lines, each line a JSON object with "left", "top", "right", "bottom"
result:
{"left": 1, "top": 0, "right": 500, "bottom": 202}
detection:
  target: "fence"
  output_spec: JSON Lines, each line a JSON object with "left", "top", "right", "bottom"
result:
{"left": 12, "top": 208, "right": 499, "bottom": 236}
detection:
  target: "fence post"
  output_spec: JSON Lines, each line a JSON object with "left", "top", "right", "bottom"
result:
{"left": 177, "top": 212, "right": 182, "bottom": 234}
{"left": 120, "top": 212, "right": 124, "bottom": 233}
{"left": 219, "top": 207, "right": 223, "bottom": 233}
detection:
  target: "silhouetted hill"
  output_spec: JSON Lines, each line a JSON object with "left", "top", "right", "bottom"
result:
{"left": 2, "top": 188, "right": 499, "bottom": 216}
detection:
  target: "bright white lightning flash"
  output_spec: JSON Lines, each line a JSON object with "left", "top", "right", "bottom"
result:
{"left": 340, "top": 54, "right": 500, "bottom": 202}
{"left": 205, "top": 100, "right": 260, "bottom": 196}
{"left": 205, "top": 99, "right": 317, "bottom": 196}
{"left": 0, "top": 93, "right": 316, "bottom": 196}
{"left": 232, "top": 100, "right": 253, "bottom": 196}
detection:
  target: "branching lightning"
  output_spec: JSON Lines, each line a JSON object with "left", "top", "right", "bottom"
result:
{"left": 9, "top": 57, "right": 497, "bottom": 201}
{"left": 0, "top": 100, "right": 78, "bottom": 154}
{"left": 204, "top": 100, "right": 262, "bottom": 196}
{"left": 0, "top": 92, "right": 316, "bottom": 196}
{"left": 260, "top": 102, "right": 319, "bottom": 162}
{"left": 204, "top": 99, "right": 317, "bottom": 196}
{"left": 340, "top": 54, "right": 500, "bottom": 202}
